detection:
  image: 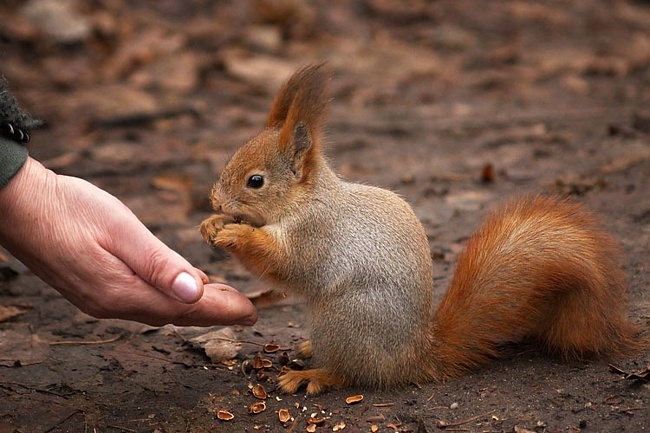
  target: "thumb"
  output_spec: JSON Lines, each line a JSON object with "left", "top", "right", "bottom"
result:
{"left": 107, "top": 210, "right": 206, "bottom": 303}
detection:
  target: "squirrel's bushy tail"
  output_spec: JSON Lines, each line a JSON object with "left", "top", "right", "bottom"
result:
{"left": 428, "top": 195, "right": 644, "bottom": 380}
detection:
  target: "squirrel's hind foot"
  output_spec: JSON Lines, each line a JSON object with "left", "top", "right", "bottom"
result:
{"left": 278, "top": 368, "right": 345, "bottom": 395}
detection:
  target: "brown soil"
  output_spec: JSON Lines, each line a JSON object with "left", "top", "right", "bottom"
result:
{"left": 1, "top": 1, "right": 649, "bottom": 432}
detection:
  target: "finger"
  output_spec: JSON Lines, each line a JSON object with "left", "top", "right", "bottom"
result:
{"left": 115, "top": 283, "right": 258, "bottom": 327}
{"left": 105, "top": 207, "right": 206, "bottom": 304}
{"left": 172, "top": 284, "right": 258, "bottom": 327}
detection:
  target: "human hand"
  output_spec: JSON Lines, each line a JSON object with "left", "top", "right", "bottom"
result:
{"left": 0, "top": 157, "right": 258, "bottom": 327}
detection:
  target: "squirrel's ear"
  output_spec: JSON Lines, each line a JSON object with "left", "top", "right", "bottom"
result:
{"left": 273, "top": 64, "right": 329, "bottom": 179}
{"left": 288, "top": 122, "right": 312, "bottom": 176}
{"left": 267, "top": 64, "right": 328, "bottom": 129}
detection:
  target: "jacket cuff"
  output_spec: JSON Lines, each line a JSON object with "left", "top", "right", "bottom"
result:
{"left": 0, "top": 137, "right": 29, "bottom": 190}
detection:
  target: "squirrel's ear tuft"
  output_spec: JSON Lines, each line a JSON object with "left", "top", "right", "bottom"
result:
{"left": 266, "top": 64, "right": 329, "bottom": 130}
{"left": 267, "top": 64, "right": 330, "bottom": 180}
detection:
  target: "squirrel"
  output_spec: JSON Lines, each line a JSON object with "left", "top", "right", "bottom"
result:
{"left": 199, "top": 64, "right": 645, "bottom": 395}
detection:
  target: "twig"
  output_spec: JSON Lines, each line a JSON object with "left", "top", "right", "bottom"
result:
{"left": 48, "top": 334, "right": 123, "bottom": 346}
{"left": 436, "top": 411, "right": 494, "bottom": 429}
{"left": 107, "top": 425, "right": 138, "bottom": 433}
{"left": 287, "top": 409, "right": 303, "bottom": 433}
{"left": 620, "top": 407, "right": 643, "bottom": 414}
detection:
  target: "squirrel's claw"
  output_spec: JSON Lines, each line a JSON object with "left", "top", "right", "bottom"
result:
{"left": 213, "top": 223, "right": 254, "bottom": 248}
{"left": 199, "top": 214, "right": 225, "bottom": 245}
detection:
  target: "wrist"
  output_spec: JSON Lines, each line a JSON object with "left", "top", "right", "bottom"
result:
{"left": 0, "top": 157, "right": 54, "bottom": 242}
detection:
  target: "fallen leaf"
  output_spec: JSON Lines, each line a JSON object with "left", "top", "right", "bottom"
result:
{"left": 223, "top": 53, "right": 297, "bottom": 93}
{"left": 0, "top": 305, "right": 26, "bottom": 322}
{"left": 189, "top": 327, "right": 241, "bottom": 362}
{"left": 609, "top": 364, "right": 650, "bottom": 382}
{"left": 514, "top": 427, "right": 536, "bottom": 433}
{"left": 0, "top": 326, "right": 49, "bottom": 366}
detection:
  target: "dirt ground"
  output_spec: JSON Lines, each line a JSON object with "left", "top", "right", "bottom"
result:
{"left": 1, "top": 1, "right": 649, "bottom": 432}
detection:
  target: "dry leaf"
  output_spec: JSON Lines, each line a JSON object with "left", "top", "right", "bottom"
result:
{"left": 151, "top": 173, "right": 193, "bottom": 193}
{"left": 223, "top": 54, "right": 297, "bottom": 93}
{"left": 189, "top": 327, "right": 240, "bottom": 362}
{"left": 0, "top": 326, "right": 49, "bottom": 366}
{"left": 609, "top": 364, "right": 650, "bottom": 382}
{"left": 0, "top": 305, "right": 26, "bottom": 322}
{"left": 514, "top": 427, "right": 536, "bottom": 433}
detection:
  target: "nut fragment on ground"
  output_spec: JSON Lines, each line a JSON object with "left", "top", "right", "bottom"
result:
{"left": 249, "top": 401, "right": 267, "bottom": 414}
{"left": 252, "top": 383, "right": 268, "bottom": 399}
{"left": 278, "top": 408, "right": 292, "bottom": 423}
{"left": 216, "top": 410, "right": 234, "bottom": 421}
{"left": 264, "top": 343, "right": 281, "bottom": 353}
{"left": 345, "top": 394, "right": 364, "bottom": 404}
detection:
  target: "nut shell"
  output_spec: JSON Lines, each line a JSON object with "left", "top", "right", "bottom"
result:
{"left": 278, "top": 408, "right": 292, "bottom": 423}
{"left": 216, "top": 410, "right": 234, "bottom": 421}
{"left": 345, "top": 394, "right": 364, "bottom": 404}
{"left": 251, "top": 383, "right": 268, "bottom": 399}
{"left": 249, "top": 401, "right": 266, "bottom": 414}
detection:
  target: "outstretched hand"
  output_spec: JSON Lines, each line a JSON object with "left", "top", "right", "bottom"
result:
{"left": 0, "top": 157, "right": 257, "bottom": 327}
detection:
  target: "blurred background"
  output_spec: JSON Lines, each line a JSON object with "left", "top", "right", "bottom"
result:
{"left": 1, "top": 1, "right": 649, "bottom": 431}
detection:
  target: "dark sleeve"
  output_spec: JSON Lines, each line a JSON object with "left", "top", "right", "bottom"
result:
{"left": 0, "top": 78, "right": 41, "bottom": 189}
{"left": 0, "top": 137, "right": 28, "bottom": 189}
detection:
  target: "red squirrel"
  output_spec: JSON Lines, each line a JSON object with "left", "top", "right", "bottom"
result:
{"left": 199, "top": 64, "right": 645, "bottom": 395}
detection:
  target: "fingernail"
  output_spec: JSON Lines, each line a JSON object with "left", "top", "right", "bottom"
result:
{"left": 172, "top": 272, "right": 199, "bottom": 303}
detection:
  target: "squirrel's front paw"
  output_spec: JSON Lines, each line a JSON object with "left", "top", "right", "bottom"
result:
{"left": 278, "top": 368, "right": 345, "bottom": 395}
{"left": 212, "top": 223, "right": 255, "bottom": 249}
{"left": 199, "top": 214, "right": 226, "bottom": 245}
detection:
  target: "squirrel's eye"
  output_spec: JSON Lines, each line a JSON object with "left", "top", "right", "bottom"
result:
{"left": 247, "top": 174, "right": 264, "bottom": 189}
